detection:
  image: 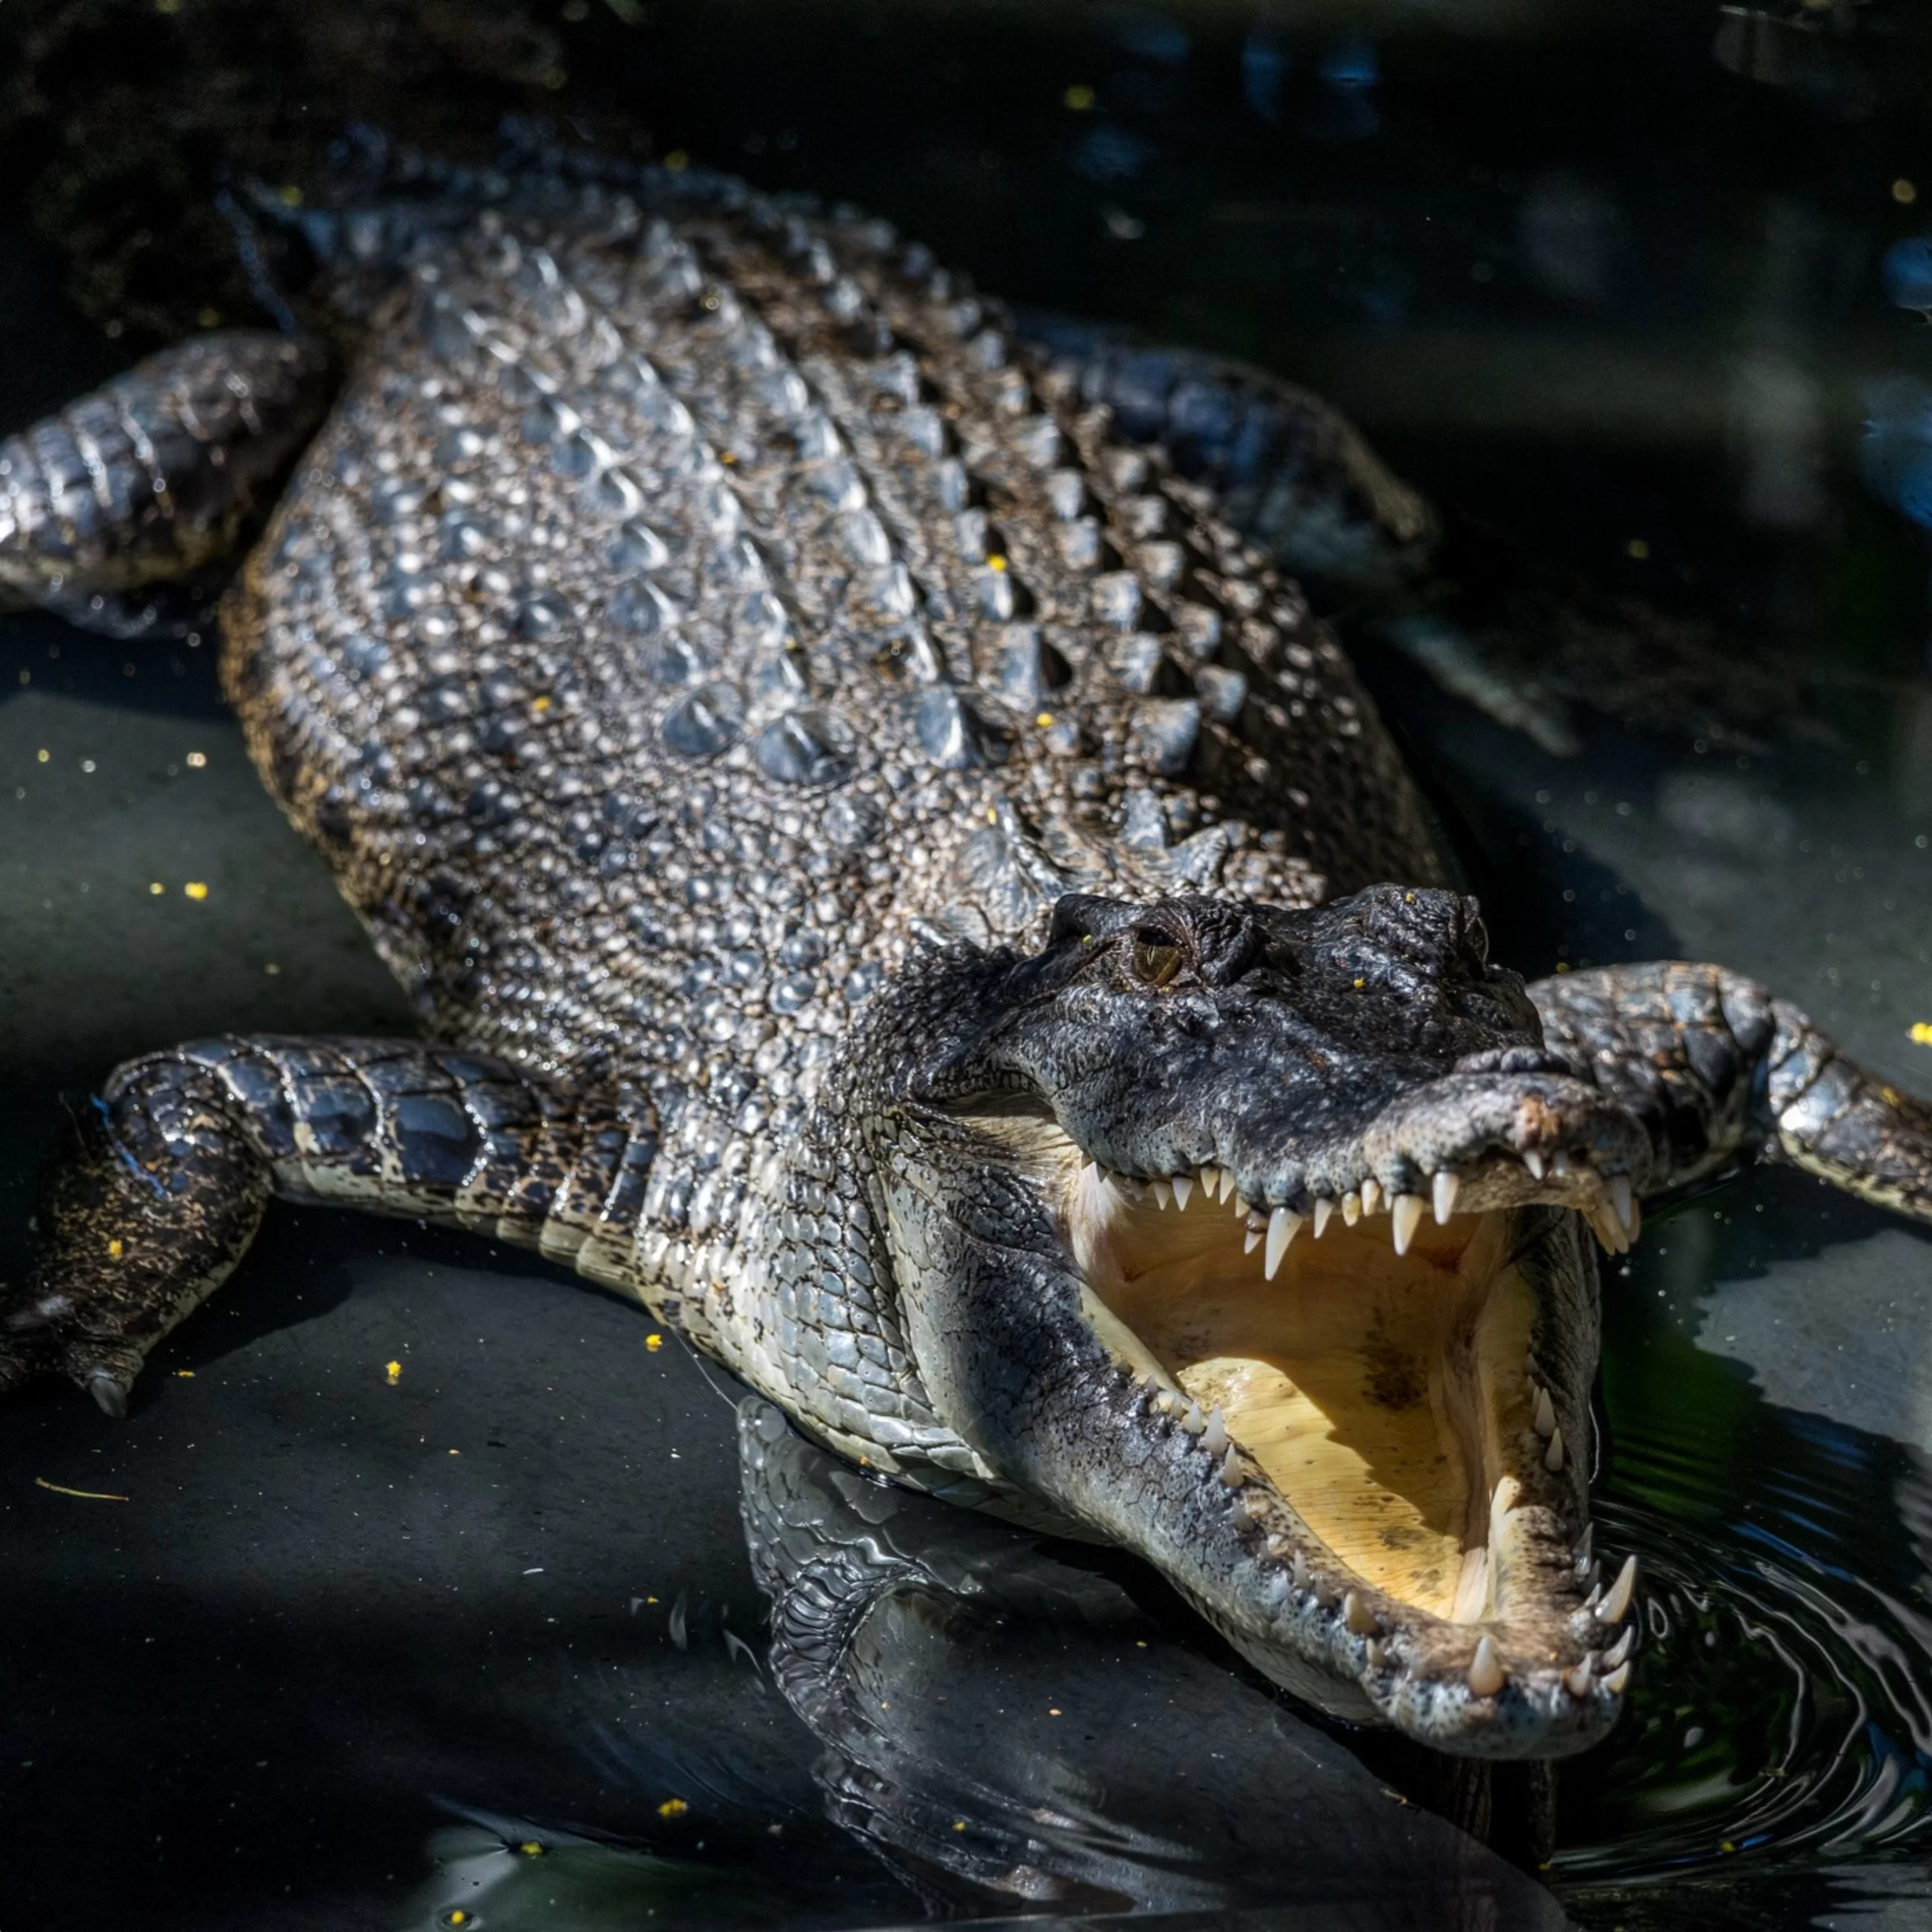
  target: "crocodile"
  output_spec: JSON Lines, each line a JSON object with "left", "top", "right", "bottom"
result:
{"left": 5, "top": 143, "right": 1931, "bottom": 1761}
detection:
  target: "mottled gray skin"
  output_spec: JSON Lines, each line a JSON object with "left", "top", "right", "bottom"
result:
{"left": 5, "top": 152, "right": 1932, "bottom": 1761}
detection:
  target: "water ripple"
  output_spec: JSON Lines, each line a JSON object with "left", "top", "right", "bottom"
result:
{"left": 1558, "top": 1417, "right": 1932, "bottom": 1883}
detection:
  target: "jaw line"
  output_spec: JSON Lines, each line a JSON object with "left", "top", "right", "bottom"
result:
{"left": 943, "top": 1093, "right": 1641, "bottom": 1757}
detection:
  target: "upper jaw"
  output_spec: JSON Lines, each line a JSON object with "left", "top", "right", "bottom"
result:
{"left": 1076, "top": 1065, "right": 1654, "bottom": 1260}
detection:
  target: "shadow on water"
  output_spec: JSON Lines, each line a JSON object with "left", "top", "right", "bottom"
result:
{"left": 8, "top": 2, "right": 1932, "bottom": 1928}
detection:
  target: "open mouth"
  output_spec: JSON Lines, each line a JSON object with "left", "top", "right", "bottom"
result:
{"left": 953, "top": 1094, "right": 1643, "bottom": 1755}
{"left": 1076, "top": 1168, "right": 1545, "bottom": 1629}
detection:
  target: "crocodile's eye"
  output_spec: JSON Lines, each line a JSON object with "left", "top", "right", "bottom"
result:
{"left": 1131, "top": 939, "right": 1183, "bottom": 988}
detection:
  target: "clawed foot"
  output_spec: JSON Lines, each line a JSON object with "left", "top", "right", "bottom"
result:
{"left": 0, "top": 1312, "right": 142, "bottom": 1417}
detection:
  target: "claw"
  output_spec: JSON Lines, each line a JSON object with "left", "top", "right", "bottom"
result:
{"left": 86, "top": 1369, "right": 131, "bottom": 1420}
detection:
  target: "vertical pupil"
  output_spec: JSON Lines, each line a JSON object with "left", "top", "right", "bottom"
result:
{"left": 1135, "top": 941, "right": 1180, "bottom": 985}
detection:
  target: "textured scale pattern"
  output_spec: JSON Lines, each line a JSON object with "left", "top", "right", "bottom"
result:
{"left": 0, "top": 331, "right": 331, "bottom": 596}
{"left": 218, "top": 171, "right": 1438, "bottom": 1463}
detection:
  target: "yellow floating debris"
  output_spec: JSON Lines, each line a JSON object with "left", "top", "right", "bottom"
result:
{"left": 1064, "top": 84, "right": 1096, "bottom": 110}
{"left": 385, "top": 1359, "right": 402, "bottom": 1384}
{"left": 1910, "top": 1022, "right": 1932, "bottom": 1047}
{"left": 657, "top": 1797, "right": 689, "bottom": 1819}
{"left": 183, "top": 881, "right": 209, "bottom": 900}
{"left": 645, "top": 1332, "right": 663, "bottom": 1352}
{"left": 35, "top": 1478, "right": 128, "bottom": 1501}
{"left": 186, "top": 751, "right": 208, "bottom": 768}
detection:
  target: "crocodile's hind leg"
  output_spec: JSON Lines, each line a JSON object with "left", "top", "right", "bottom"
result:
{"left": 1015, "top": 313, "right": 1438, "bottom": 596}
{"left": 0, "top": 331, "right": 334, "bottom": 637}
{"left": 1, "top": 1037, "right": 657, "bottom": 1415}
{"left": 1529, "top": 961, "right": 1932, "bottom": 1225}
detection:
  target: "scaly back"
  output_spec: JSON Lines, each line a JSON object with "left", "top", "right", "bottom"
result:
{"left": 220, "top": 170, "right": 1441, "bottom": 1159}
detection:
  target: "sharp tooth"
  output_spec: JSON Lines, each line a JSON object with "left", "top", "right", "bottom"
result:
{"left": 1534, "top": 1386, "right": 1556, "bottom": 1438}
{"left": 1602, "top": 1662, "right": 1631, "bottom": 1695}
{"left": 1468, "top": 1635, "right": 1506, "bottom": 1697}
{"left": 1564, "top": 1657, "right": 1595, "bottom": 1699}
{"left": 1391, "top": 1193, "right": 1424, "bottom": 1255}
{"left": 1201, "top": 1406, "right": 1229, "bottom": 1457}
{"left": 1577, "top": 1560, "right": 1599, "bottom": 1590}
{"left": 1292, "top": 1550, "right": 1309, "bottom": 1589}
{"left": 1599, "top": 1555, "right": 1638, "bottom": 1624}
{"left": 1218, "top": 1444, "right": 1243, "bottom": 1487}
{"left": 1552, "top": 1152, "right": 1573, "bottom": 1179}
{"left": 1243, "top": 1223, "right": 1263, "bottom": 1254}
{"left": 1545, "top": 1426, "right": 1564, "bottom": 1473}
{"left": 1608, "top": 1174, "right": 1635, "bottom": 1232}
{"left": 1361, "top": 1177, "right": 1383, "bottom": 1215}
{"left": 1171, "top": 1173, "right": 1193, "bottom": 1210}
{"left": 1264, "top": 1207, "right": 1301, "bottom": 1280}
{"left": 1432, "top": 1170, "right": 1461, "bottom": 1224}
{"left": 1587, "top": 1207, "right": 1622, "bottom": 1254}
{"left": 1198, "top": 1165, "right": 1221, "bottom": 1201}
{"left": 1603, "top": 1627, "right": 1635, "bottom": 1669}
{"left": 1342, "top": 1190, "right": 1361, "bottom": 1226}
{"left": 1231, "top": 1185, "right": 1248, "bottom": 1217}
{"left": 1344, "top": 1591, "right": 1377, "bottom": 1636}
{"left": 1582, "top": 1583, "right": 1602, "bottom": 1614}
{"left": 1312, "top": 1196, "right": 1334, "bottom": 1238}
{"left": 1575, "top": 1524, "right": 1595, "bottom": 1569}
{"left": 1228, "top": 1494, "right": 1254, "bottom": 1527}
{"left": 1523, "top": 1149, "right": 1546, "bottom": 1182}
{"left": 1365, "top": 1638, "right": 1386, "bottom": 1671}
{"left": 1152, "top": 1180, "right": 1174, "bottom": 1211}
{"left": 1180, "top": 1400, "right": 1206, "bottom": 1435}
{"left": 1152, "top": 1390, "right": 1177, "bottom": 1414}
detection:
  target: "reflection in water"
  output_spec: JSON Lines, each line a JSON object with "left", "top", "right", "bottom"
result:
{"left": 735, "top": 1398, "right": 1567, "bottom": 1927}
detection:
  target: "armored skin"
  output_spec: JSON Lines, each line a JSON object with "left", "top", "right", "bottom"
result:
{"left": 5, "top": 148, "right": 1930, "bottom": 1759}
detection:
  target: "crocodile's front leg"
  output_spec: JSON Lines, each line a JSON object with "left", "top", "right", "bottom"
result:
{"left": 0, "top": 1037, "right": 657, "bottom": 1414}
{"left": 0, "top": 331, "right": 334, "bottom": 637}
{"left": 1530, "top": 961, "right": 1932, "bottom": 1223}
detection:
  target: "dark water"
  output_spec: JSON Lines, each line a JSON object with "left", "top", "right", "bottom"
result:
{"left": 5, "top": 3, "right": 1932, "bottom": 1927}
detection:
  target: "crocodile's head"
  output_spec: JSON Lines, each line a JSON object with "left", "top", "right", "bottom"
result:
{"left": 851, "top": 884, "right": 1647, "bottom": 1758}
